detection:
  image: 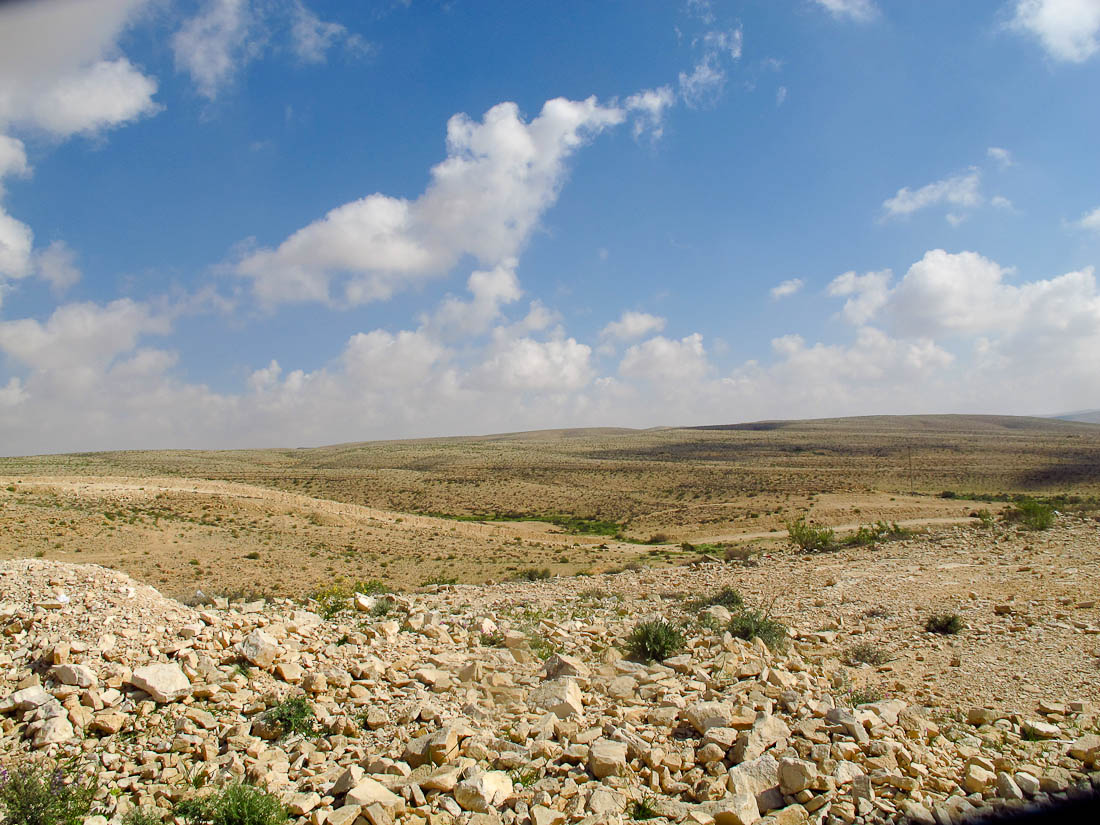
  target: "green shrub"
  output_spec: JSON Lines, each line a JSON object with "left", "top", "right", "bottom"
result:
{"left": 925, "top": 613, "right": 963, "bottom": 635}
{"left": 849, "top": 686, "right": 885, "bottom": 706}
{"left": 786, "top": 519, "right": 835, "bottom": 552}
{"left": 727, "top": 609, "right": 788, "bottom": 651}
{"left": 626, "top": 620, "right": 685, "bottom": 661}
{"left": 368, "top": 599, "right": 393, "bottom": 618}
{"left": 122, "top": 809, "right": 165, "bottom": 825}
{"left": 1004, "top": 499, "right": 1055, "bottom": 530}
{"left": 628, "top": 797, "right": 660, "bottom": 820}
{"left": 261, "top": 696, "right": 316, "bottom": 738}
{"left": 845, "top": 521, "right": 911, "bottom": 547}
{"left": 176, "top": 783, "right": 287, "bottom": 825}
{"left": 845, "top": 642, "right": 889, "bottom": 666}
{"left": 0, "top": 760, "right": 97, "bottom": 825}
{"left": 515, "top": 567, "right": 552, "bottom": 581}
{"left": 974, "top": 509, "right": 995, "bottom": 528}
{"left": 699, "top": 586, "right": 744, "bottom": 610}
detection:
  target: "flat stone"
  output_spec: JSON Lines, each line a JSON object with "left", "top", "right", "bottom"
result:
{"left": 713, "top": 793, "right": 760, "bottom": 825}
{"left": 589, "top": 738, "right": 629, "bottom": 779}
{"left": 128, "top": 663, "right": 191, "bottom": 703}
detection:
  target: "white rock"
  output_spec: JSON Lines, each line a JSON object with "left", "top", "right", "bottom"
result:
{"left": 713, "top": 793, "right": 760, "bottom": 825}
{"left": 684, "top": 701, "right": 734, "bottom": 734}
{"left": 128, "top": 663, "right": 191, "bottom": 703}
{"left": 589, "top": 738, "right": 629, "bottom": 779}
{"left": 529, "top": 677, "right": 584, "bottom": 718}
{"left": 238, "top": 629, "right": 280, "bottom": 668}
{"left": 53, "top": 663, "right": 97, "bottom": 688}
{"left": 345, "top": 777, "right": 403, "bottom": 810}
{"left": 454, "top": 771, "right": 513, "bottom": 812}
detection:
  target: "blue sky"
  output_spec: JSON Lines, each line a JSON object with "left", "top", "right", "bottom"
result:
{"left": 0, "top": 0, "right": 1099, "bottom": 453}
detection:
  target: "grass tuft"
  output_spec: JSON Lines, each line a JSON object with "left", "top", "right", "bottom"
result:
{"left": 626, "top": 619, "right": 685, "bottom": 661}
{"left": 261, "top": 695, "right": 316, "bottom": 738}
{"left": 786, "top": 519, "right": 835, "bottom": 552}
{"left": 727, "top": 608, "right": 788, "bottom": 651}
{"left": 925, "top": 612, "right": 963, "bottom": 635}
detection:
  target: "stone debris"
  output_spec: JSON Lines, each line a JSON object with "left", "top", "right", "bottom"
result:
{"left": 0, "top": 549, "right": 1097, "bottom": 825}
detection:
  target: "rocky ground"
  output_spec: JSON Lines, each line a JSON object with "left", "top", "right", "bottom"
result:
{"left": 1, "top": 519, "right": 1099, "bottom": 825}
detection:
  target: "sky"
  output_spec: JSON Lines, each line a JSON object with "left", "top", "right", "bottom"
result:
{"left": 0, "top": 0, "right": 1099, "bottom": 454}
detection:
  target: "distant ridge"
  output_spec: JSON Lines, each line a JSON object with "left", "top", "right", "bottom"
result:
{"left": 689, "top": 413, "right": 1100, "bottom": 433}
{"left": 1052, "top": 409, "right": 1100, "bottom": 425}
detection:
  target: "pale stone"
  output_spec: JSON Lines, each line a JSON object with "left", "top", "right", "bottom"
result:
{"left": 1014, "top": 771, "right": 1040, "bottom": 796}
{"left": 588, "top": 738, "right": 629, "bottom": 779}
{"left": 684, "top": 701, "right": 735, "bottom": 734}
{"left": 52, "top": 663, "right": 97, "bottom": 688}
{"left": 454, "top": 771, "right": 513, "bottom": 813}
{"left": 238, "top": 629, "right": 280, "bottom": 668}
{"left": 542, "top": 653, "right": 590, "bottom": 680}
{"left": 996, "top": 772, "right": 1024, "bottom": 801}
{"left": 732, "top": 715, "right": 791, "bottom": 763}
{"left": 529, "top": 677, "right": 584, "bottom": 719}
{"left": 345, "top": 777, "right": 403, "bottom": 810}
{"left": 31, "top": 715, "right": 74, "bottom": 746}
{"left": 128, "top": 663, "right": 191, "bottom": 703}
{"left": 1020, "top": 719, "right": 1059, "bottom": 740}
{"left": 777, "top": 758, "right": 816, "bottom": 795}
{"left": 287, "top": 792, "right": 321, "bottom": 816}
{"left": 963, "top": 763, "right": 996, "bottom": 793}
{"left": 713, "top": 793, "right": 760, "bottom": 825}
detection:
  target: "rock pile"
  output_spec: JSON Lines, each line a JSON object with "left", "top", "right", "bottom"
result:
{"left": 0, "top": 556, "right": 1097, "bottom": 825}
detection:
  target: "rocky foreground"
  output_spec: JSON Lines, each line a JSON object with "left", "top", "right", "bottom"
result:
{"left": 1, "top": 531, "right": 1098, "bottom": 825}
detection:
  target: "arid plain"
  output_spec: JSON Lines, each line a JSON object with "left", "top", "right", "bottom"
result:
{"left": 1, "top": 414, "right": 1098, "bottom": 599}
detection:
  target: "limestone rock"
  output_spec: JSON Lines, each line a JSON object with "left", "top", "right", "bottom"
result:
{"left": 238, "top": 629, "right": 280, "bottom": 668}
{"left": 128, "top": 663, "right": 191, "bottom": 703}
{"left": 529, "top": 677, "right": 584, "bottom": 719}
{"left": 454, "top": 771, "right": 513, "bottom": 813}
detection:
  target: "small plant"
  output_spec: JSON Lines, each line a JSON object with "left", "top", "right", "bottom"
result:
{"left": 1004, "top": 499, "right": 1055, "bottom": 530}
{"left": 974, "top": 509, "right": 995, "bottom": 528}
{"left": 508, "top": 767, "right": 540, "bottom": 788}
{"left": 368, "top": 599, "right": 393, "bottom": 618}
{"left": 786, "top": 519, "right": 835, "bottom": 552}
{"left": 727, "top": 608, "right": 788, "bottom": 651}
{"left": 699, "top": 586, "right": 744, "bottom": 610}
{"left": 626, "top": 619, "right": 685, "bottom": 661}
{"left": 175, "top": 783, "right": 287, "bottom": 825}
{"left": 628, "top": 797, "right": 660, "bottom": 820}
{"left": 846, "top": 642, "right": 889, "bottom": 666}
{"left": 925, "top": 613, "right": 963, "bottom": 635}
{"left": 244, "top": 552, "right": 261, "bottom": 560}
{"left": 849, "top": 686, "right": 885, "bottom": 706}
{"left": 420, "top": 575, "right": 457, "bottom": 587}
{"left": 515, "top": 567, "right": 551, "bottom": 581}
{"left": 0, "top": 760, "right": 98, "bottom": 825}
{"left": 646, "top": 533, "right": 670, "bottom": 545}
{"left": 261, "top": 696, "right": 316, "bottom": 738}
{"left": 480, "top": 630, "right": 505, "bottom": 647}
{"left": 122, "top": 808, "right": 165, "bottom": 825}
{"left": 845, "top": 521, "right": 911, "bottom": 547}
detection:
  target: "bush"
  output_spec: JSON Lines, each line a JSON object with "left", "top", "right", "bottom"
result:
{"left": 925, "top": 613, "right": 963, "bottom": 635}
{"left": 0, "top": 760, "right": 97, "bottom": 825}
{"left": 628, "top": 797, "right": 660, "bottom": 820}
{"left": 698, "top": 587, "right": 744, "bottom": 610}
{"left": 122, "top": 809, "right": 165, "bottom": 825}
{"left": 974, "top": 509, "right": 995, "bottom": 528}
{"left": 845, "top": 521, "right": 911, "bottom": 547}
{"left": 845, "top": 642, "right": 889, "bottom": 666}
{"left": 261, "top": 696, "right": 316, "bottom": 738}
{"left": 727, "top": 609, "right": 788, "bottom": 651}
{"left": 515, "top": 567, "right": 552, "bottom": 581}
{"left": 849, "top": 686, "right": 885, "bottom": 706}
{"left": 1004, "top": 499, "right": 1055, "bottom": 530}
{"left": 786, "top": 519, "right": 835, "bottom": 552}
{"left": 626, "top": 620, "right": 685, "bottom": 661}
{"left": 176, "top": 783, "right": 287, "bottom": 825}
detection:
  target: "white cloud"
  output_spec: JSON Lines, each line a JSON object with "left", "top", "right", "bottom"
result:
{"left": 881, "top": 169, "right": 983, "bottom": 221}
{"left": 421, "top": 260, "right": 522, "bottom": 339}
{"left": 475, "top": 337, "right": 593, "bottom": 391}
{"left": 600, "top": 311, "right": 667, "bottom": 341}
{"left": 678, "top": 27, "right": 743, "bottom": 108}
{"left": 770, "top": 278, "right": 803, "bottom": 299}
{"left": 991, "top": 195, "right": 1014, "bottom": 209}
{"left": 290, "top": 0, "right": 369, "bottom": 63}
{"left": 0, "top": 1, "right": 159, "bottom": 137}
{"left": 1074, "top": 205, "right": 1100, "bottom": 232}
{"left": 235, "top": 96, "right": 626, "bottom": 306}
{"left": 827, "top": 270, "right": 891, "bottom": 324}
{"left": 172, "top": 0, "right": 256, "bottom": 100}
{"left": 776, "top": 86, "right": 788, "bottom": 106}
{"left": 1011, "top": 0, "right": 1100, "bottom": 63}
{"left": 812, "top": 0, "right": 878, "bottom": 23}
{"left": 624, "top": 86, "right": 676, "bottom": 140}
{"left": 987, "top": 146, "right": 1014, "bottom": 167}
{"left": 33, "top": 241, "right": 81, "bottom": 294}
{"left": 620, "top": 333, "right": 709, "bottom": 384}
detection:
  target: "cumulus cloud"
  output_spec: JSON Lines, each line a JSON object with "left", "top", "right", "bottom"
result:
{"left": 620, "top": 333, "right": 709, "bottom": 384}
{"left": 33, "top": 241, "right": 82, "bottom": 294}
{"left": 600, "top": 311, "right": 667, "bottom": 341}
{"left": 827, "top": 270, "right": 891, "bottom": 324}
{"left": 770, "top": 278, "right": 803, "bottom": 299}
{"left": 235, "top": 96, "right": 625, "bottom": 306}
{"left": 0, "top": 1, "right": 158, "bottom": 298}
{"left": 1074, "top": 206, "right": 1100, "bottom": 232}
{"left": 812, "top": 0, "right": 878, "bottom": 23}
{"left": 1011, "top": 0, "right": 1100, "bottom": 63}
{"left": 421, "top": 260, "right": 522, "bottom": 340}
{"left": 881, "top": 169, "right": 983, "bottom": 222}
{"left": 289, "top": 0, "right": 367, "bottom": 63}
{"left": 474, "top": 337, "right": 593, "bottom": 392}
